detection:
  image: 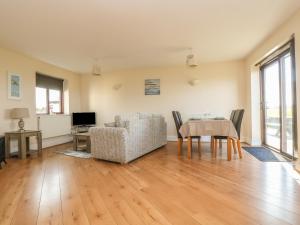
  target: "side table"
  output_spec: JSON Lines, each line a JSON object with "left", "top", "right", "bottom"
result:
{"left": 0, "top": 136, "right": 6, "bottom": 168}
{"left": 5, "top": 130, "right": 42, "bottom": 159}
{"left": 73, "top": 132, "right": 91, "bottom": 152}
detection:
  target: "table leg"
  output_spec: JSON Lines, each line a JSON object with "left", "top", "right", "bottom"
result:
{"left": 198, "top": 137, "right": 201, "bottom": 159}
{"left": 213, "top": 138, "right": 217, "bottom": 158}
{"left": 26, "top": 137, "right": 30, "bottom": 153}
{"left": 37, "top": 132, "right": 42, "bottom": 156}
{"left": 237, "top": 139, "right": 242, "bottom": 159}
{"left": 73, "top": 136, "right": 77, "bottom": 151}
{"left": 187, "top": 137, "right": 192, "bottom": 159}
{"left": 18, "top": 136, "right": 22, "bottom": 158}
{"left": 177, "top": 138, "right": 183, "bottom": 156}
{"left": 20, "top": 134, "right": 26, "bottom": 160}
{"left": 5, "top": 135, "right": 10, "bottom": 159}
{"left": 227, "top": 137, "right": 232, "bottom": 161}
{"left": 87, "top": 137, "right": 91, "bottom": 153}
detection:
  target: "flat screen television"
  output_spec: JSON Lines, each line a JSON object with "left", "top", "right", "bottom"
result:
{"left": 72, "top": 112, "right": 96, "bottom": 126}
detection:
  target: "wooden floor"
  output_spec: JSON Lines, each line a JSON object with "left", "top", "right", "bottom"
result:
{"left": 1, "top": 142, "right": 300, "bottom": 225}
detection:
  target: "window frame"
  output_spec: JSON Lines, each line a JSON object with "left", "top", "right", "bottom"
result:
{"left": 35, "top": 87, "right": 48, "bottom": 115}
{"left": 259, "top": 38, "right": 297, "bottom": 159}
{"left": 48, "top": 88, "right": 64, "bottom": 115}
{"left": 35, "top": 75, "right": 64, "bottom": 115}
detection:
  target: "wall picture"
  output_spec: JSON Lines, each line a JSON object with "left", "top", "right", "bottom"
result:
{"left": 8, "top": 73, "right": 22, "bottom": 100}
{"left": 145, "top": 79, "right": 160, "bottom": 95}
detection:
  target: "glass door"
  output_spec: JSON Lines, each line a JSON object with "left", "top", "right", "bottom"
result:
{"left": 261, "top": 49, "right": 297, "bottom": 159}
{"left": 282, "top": 53, "right": 296, "bottom": 157}
{"left": 262, "top": 60, "right": 281, "bottom": 150}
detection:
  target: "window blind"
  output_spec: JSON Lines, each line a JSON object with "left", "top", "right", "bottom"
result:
{"left": 36, "top": 73, "right": 64, "bottom": 90}
{"left": 255, "top": 36, "right": 294, "bottom": 67}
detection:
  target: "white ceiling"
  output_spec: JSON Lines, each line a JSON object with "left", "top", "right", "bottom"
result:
{"left": 0, "top": 0, "right": 300, "bottom": 73}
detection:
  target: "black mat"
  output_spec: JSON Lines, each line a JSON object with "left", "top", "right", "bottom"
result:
{"left": 243, "top": 147, "right": 289, "bottom": 162}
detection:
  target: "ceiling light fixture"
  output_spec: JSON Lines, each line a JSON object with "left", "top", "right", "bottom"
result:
{"left": 188, "top": 79, "right": 200, "bottom": 86}
{"left": 113, "top": 83, "right": 123, "bottom": 90}
{"left": 186, "top": 48, "right": 198, "bottom": 67}
{"left": 92, "top": 58, "right": 101, "bottom": 76}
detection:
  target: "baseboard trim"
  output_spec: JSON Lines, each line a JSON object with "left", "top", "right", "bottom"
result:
{"left": 38, "top": 135, "right": 73, "bottom": 149}
{"left": 9, "top": 135, "right": 73, "bottom": 152}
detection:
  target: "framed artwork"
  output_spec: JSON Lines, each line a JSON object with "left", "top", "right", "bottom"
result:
{"left": 145, "top": 79, "right": 160, "bottom": 95}
{"left": 8, "top": 73, "right": 22, "bottom": 100}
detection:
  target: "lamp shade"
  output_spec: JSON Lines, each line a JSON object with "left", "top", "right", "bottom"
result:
{"left": 10, "top": 108, "right": 29, "bottom": 119}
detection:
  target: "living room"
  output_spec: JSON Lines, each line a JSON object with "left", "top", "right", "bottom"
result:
{"left": 1, "top": 1, "right": 300, "bottom": 225}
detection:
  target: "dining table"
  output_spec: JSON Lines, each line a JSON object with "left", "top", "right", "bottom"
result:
{"left": 179, "top": 118, "right": 238, "bottom": 160}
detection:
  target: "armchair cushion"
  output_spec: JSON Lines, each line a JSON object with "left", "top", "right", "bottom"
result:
{"left": 104, "top": 122, "right": 116, "bottom": 127}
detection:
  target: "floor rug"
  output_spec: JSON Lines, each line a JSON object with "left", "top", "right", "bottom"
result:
{"left": 55, "top": 149, "right": 92, "bottom": 159}
{"left": 243, "top": 147, "right": 289, "bottom": 162}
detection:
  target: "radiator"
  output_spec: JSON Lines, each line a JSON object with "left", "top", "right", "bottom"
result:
{"left": 37, "top": 115, "right": 71, "bottom": 138}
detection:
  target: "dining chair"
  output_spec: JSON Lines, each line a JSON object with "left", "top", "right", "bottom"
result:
{"left": 172, "top": 111, "right": 201, "bottom": 158}
{"left": 216, "top": 110, "right": 237, "bottom": 149}
{"left": 212, "top": 109, "right": 244, "bottom": 160}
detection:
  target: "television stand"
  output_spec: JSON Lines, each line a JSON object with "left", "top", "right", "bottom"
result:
{"left": 73, "top": 132, "right": 91, "bottom": 152}
{"left": 72, "top": 125, "right": 94, "bottom": 134}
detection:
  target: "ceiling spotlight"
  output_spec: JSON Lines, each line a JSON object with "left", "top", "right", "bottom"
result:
{"left": 186, "top": 48, "right": 198, "bottom": 67}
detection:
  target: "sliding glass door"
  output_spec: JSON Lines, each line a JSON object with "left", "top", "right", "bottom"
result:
{"left": 261, "top": 45, "right": 297, "bottom": 159}
{"left": 262, "top": 60, "right": 281, "bottom": 150}
{"left": 282, "top": 53, "right": 295, "bottom": 156}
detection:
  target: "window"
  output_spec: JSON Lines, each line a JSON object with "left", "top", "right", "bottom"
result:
{"left": 36, "top": 87, "right": 47, "bottom": 114}
{"left": 36, "top": 73, "right": 64, "bottom": 114}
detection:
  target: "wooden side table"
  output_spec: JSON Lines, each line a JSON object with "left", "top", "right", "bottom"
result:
{"left": 5, "top": 130, "right": 42, "bottom": 159}
{"left": 73, "top": 132, "right": 91, "bottom": 153}
{"left": 0, "top": 136, "right": 6, "bottom": 168}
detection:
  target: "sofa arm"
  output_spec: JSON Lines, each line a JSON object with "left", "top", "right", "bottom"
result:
{"left": 90, "top": 127, "right": 129, "bottom": 163}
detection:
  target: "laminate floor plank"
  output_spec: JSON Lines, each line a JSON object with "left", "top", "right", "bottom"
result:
{"left": 0, "top": 142, "right": 299, "bottom": 225}
{"left": 36, "top": 151, "right": 63, "bottom": 225}
{"left": 59, "top": 156, "right": 90, "bottom": 225}
{"left": 10, "top": 158, "right": 47, "bottom": 225}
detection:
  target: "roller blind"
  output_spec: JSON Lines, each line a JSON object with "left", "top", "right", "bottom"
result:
{"left": 36, "top": 73, "right": 64, "bottom": 90}
{"left": 255, "top": 36, "right": 294, "bottom": 67}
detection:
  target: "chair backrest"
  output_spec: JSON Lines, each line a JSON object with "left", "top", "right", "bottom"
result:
{"left": 172, "top": 111, "right": 182, "bottom": 138}
{"left": 176, "top": 111, "right": 183, "bottom": 125}
{"left": 230, "top": 110, "right": 236, "bottom": 121}
{"left": 232, "top": 109, "right": 244, "bottom": 139}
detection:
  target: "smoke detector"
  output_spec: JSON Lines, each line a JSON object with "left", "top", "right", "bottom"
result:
{"left": 186, "top": 49, "right": 198, "bottom": 67}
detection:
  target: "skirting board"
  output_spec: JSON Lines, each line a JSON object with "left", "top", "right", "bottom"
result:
{"left": 33, "top": 135, "right": 73, "bottom": 149}
{"left": 8, "top": 135, "right": 72, "bottom": 153}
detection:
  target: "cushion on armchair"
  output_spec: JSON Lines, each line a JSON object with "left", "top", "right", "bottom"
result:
{"left": 104, "top": 122, "right": 117, "bottom": 127}
{"left": 115, "top": 116, "right": 130, "bottom": 130}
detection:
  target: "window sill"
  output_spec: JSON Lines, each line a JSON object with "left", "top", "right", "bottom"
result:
{"left": 37, "top": 114, "right": 70, "bottom": 116}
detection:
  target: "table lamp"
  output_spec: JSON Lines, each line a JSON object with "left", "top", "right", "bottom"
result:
{"left": 10, "top": 108, "right": 29, "bottom": 131}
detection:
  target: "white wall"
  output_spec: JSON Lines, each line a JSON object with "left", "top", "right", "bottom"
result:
{"left": 245, "top": 9, "right": 300, "bottom": 145}
{"left": 244, "top": 9, "right": 300, "bottom": 169}
{"left": 0, "top": 47, "right": 82, "bottom": 145}
{"left": 80, "top": 61, "right": 247, "bottom": 140}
